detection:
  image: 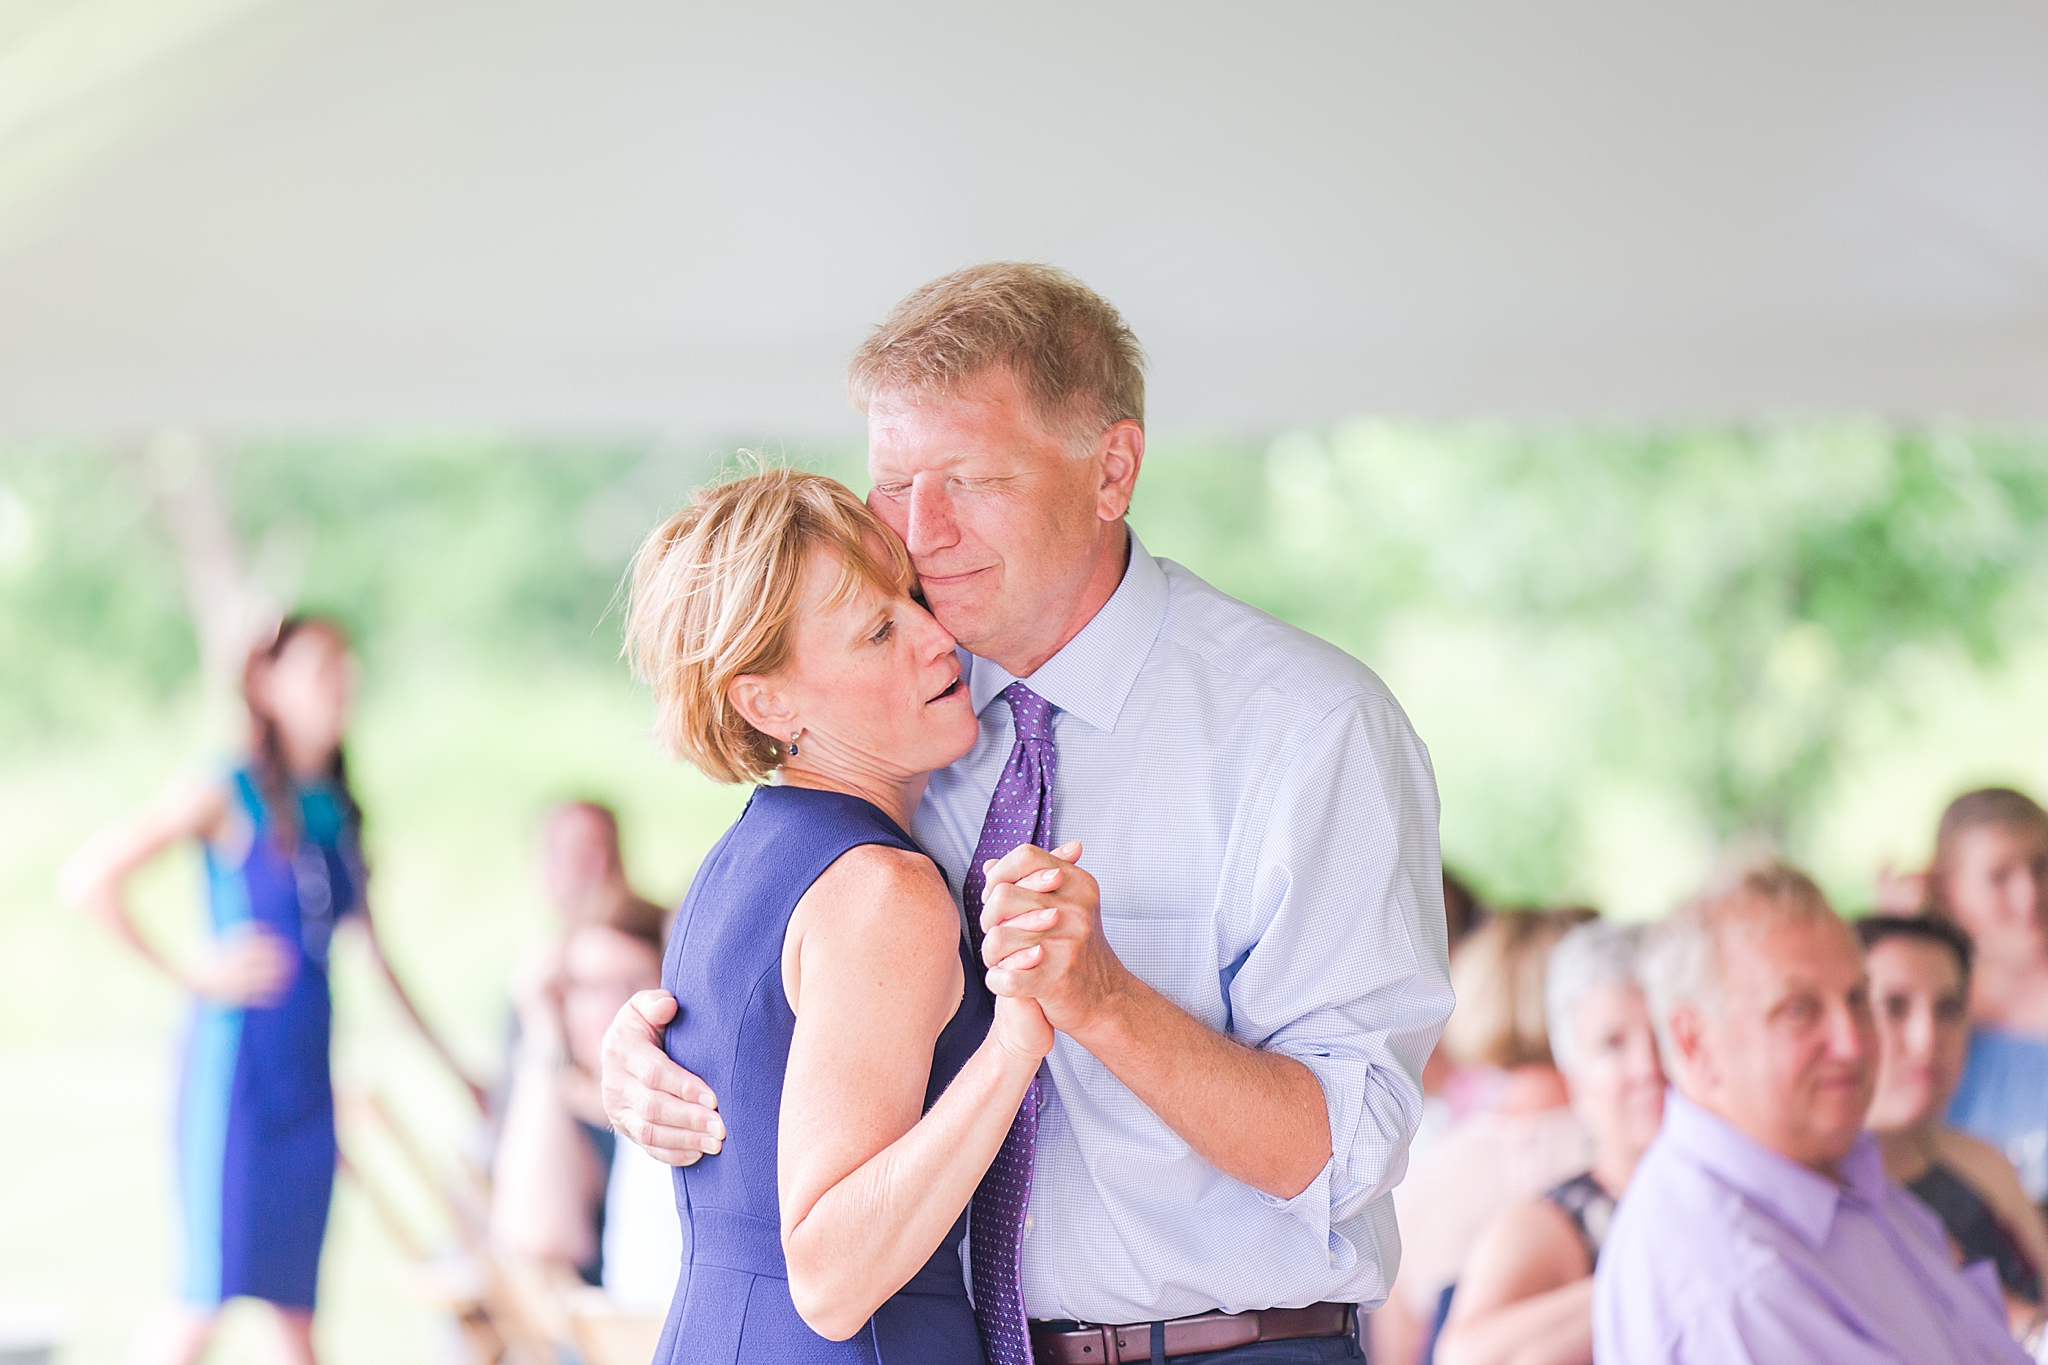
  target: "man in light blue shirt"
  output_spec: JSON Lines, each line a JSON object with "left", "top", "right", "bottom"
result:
{"left": 605, "top": 263, "right": 1453, "bottom": 1358}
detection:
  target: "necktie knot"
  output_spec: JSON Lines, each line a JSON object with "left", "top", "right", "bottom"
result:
{"left": 1001, "top": 682, "right": 1056, "bottom": 743}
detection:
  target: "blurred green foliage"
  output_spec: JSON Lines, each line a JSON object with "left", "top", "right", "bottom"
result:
{"left": 0, "top": 451, "right": 196, "bottom": 739}
{"left": 1138, "top": 423, "right": 2048, "bottom": 896}
{"left": 4, "top": 429, "right": 2047, "bottom": 908}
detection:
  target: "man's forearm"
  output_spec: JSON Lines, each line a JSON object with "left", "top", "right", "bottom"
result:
{"left": 1069, "top": 974, "right": 1331, "bottom": 1199}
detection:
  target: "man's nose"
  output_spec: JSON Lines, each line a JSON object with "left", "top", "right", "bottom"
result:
{"left": 904, "top": 479, "right": 959, "bottom": 558}
{"left": 1830, "top": 1000, "right": 1875, "bottom": 1061}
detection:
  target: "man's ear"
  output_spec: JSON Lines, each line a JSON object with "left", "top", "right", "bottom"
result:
{"left": 1666, "top": 1003, "right": 1716, "bottom": 1094}
{"left": 1095, "top": 420, "right": 1145, "bottom": 521}
{"left": 727, "top": 674, "right": 795, "bottom": 740}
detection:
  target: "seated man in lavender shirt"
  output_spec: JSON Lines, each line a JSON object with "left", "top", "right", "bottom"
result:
{"left": 1595, "top": 861, "right": 2030, "bottom": 1365}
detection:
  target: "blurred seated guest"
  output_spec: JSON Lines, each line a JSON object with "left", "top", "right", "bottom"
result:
{"left": 1375, "top": 909, "right": 1595, "bottom": 1365}
{"left": 1435, "top": 922, "right": 1664, "bottom": 1365}
{"left": 1933, "top": 789, "right": 2048, "bottom": 1203}
{"left": 491, "top": 919, "right": 665, "bottom": 1284}
{"left": 1416, "top": 871, "right": 1491, "bottom": 1148}
{"left": 1859, "top": 914, "right": 2048, "bottom": 1340}
{"left": 1597, "top": 861, "right": 2029, "bottom": 1364}
{"left": 539, "top": 801, "right": 668, "bottom": 943}
{"left": 513, "top": 802, "right": 667, "bottom": 1120}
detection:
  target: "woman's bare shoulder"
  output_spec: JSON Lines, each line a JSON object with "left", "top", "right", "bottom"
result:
{"left": 810, "top": 844, "right": 953, "bottom": 918}
{"left": 782, "top": 844, "right": 963, "bottom": 1027}
{"left": 1938, "top": 1129, "right": 2044, "bottom": 1225}
{"left": 1448, "top": 1193, "right": 1589, "bottom": 1320}
{"left": 792, "top": 844, "right": 962, "bottom": 973}
{"left": 1475, "top": 1194, "right": 1587, "bottom": 1271}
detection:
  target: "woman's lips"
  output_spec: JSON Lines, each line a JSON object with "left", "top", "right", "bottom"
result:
{"left": 927, "top": 677, "right": 964, "bottom": 704}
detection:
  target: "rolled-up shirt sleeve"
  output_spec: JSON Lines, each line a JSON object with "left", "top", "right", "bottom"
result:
{"left": 1227, "top": 693, "right": 1454, "bottom": 1244}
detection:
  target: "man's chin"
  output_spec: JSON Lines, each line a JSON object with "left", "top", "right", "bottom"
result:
{"left": 1801, "top": 1103, "right": 1872, "bottom": 1164}
{"left": 923, "top": 594, "right": 997, "bottom": 654}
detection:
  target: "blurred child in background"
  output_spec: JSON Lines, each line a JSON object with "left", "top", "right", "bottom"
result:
{"left": 489, "top": 801, "right": 669, "bottom": 1288}
{"left": 60, "top": 615, "right": 477, "bottom": 1365}
{"left": 1931, "top": 789, "right": 2048, "bottom": 1206}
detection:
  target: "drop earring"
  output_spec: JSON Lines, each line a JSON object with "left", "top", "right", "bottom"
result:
{"left": 788, "top": 730, "right": 802, "bottom": 758}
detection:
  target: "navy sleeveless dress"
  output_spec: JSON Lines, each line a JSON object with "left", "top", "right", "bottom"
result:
{"left": 655, "top": 785, "right": 992, "bottom": 1364}
{"left": 179, "top": 765, "right": 359, "bottom": 1308}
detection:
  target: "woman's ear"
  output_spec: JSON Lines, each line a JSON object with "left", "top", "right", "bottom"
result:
{"left": 727, "top": 674, "right": 796, "bottom": 739}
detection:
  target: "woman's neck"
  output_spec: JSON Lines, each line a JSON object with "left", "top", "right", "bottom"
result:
{"left": 1591, "top": 1142, "right": 1645, "bottom": 1200}
{"left": 1972, "top": 953, "right": 2048, "bottom": 1032}
{"left": 277, "top": 733, "right": 334, "bottom": 783}
{"left": 778, "top": 764, "right": 929, "bottom": 831}
{"left": 1874, "top": 1120, "right": 1942, "bottom": 1185}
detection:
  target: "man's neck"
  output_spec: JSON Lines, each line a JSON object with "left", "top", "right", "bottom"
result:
{"left": 992, "top": 522, "right": 1131, "bottom": 679}
{"left": 1874, "top": 1121, "right": 1941, "bottom": 1184}
{"left": 1684, "top": 1082, "right": 1847, "bottom": 1182}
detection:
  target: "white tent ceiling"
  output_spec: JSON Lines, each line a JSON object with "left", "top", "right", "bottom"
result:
{"left": 0, "top": 0, "right": 2043, "bottom": 439}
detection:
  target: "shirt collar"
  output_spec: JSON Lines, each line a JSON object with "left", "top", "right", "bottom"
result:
{"left": 964, "top": 530, "right": 1170, "bottom": 733}
{"left": 1659, "top": 1088, "right": 1880, "bottom": 1251}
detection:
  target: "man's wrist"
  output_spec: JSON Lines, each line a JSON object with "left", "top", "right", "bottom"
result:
{"left": 1064, "top": 964, "right": 1152, "bottom": 1059}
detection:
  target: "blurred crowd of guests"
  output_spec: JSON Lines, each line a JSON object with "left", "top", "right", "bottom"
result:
{"left": 1372, "top": 785, "right": 2048, "bottom": 1365}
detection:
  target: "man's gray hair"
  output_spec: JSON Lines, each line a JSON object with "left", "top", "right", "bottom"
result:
{"left": 1544, "top": 920, "right": 1646, "bottom": 1075}
{"left": 1639, "top": 859, "right": 1837, "bottom": 1061}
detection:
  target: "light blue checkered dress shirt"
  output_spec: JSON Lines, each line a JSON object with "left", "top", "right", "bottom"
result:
{"left": 914, "top": 533, "right": 1454, "bottom": 1325}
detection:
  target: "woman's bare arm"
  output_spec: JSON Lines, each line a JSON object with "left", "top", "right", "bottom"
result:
{"left": 56, "top": 777, "right": 297, "bottom": 1003}
{"left": 1436, "top": 1198, "right": 1595, "bottom": 1365}
{"left": 346, "top": 911, "right": 490, "bottom": 1109}
{"left": 777, "top": 845, "right": 1051, "bottom": 1340}
{"left": 1938, "top": 1129, "right": 2048, "bottom": 1335}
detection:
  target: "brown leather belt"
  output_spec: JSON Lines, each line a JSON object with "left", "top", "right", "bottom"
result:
{"left": 1029, "top": 1302, "right": 1354, "bottom": 1363}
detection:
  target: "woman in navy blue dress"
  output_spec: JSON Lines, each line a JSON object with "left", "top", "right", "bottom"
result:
{"left": 61, "top": 616, "right": 477, "bottom": 1365}
{"left": 619, "top": 469, "right": 1056, "bottom": 1362}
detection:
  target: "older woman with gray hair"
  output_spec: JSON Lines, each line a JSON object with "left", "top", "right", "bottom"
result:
{"left": 1436, "top": 921, "right": 1666, "bottom": 1365}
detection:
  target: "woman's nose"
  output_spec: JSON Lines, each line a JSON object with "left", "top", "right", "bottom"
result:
{"left": 913, "top": 603, "right": 959, "bottom": 658}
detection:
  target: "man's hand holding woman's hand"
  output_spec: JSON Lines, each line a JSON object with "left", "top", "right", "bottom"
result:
{"left": 601, "top": 989, "right": 727, "bottom": 1166}
{"left": 602, "top": 844, "right": 1105, "bottom": 1168}
{"left": 980, "top": 841, "right": 1130, "bottom": 1038}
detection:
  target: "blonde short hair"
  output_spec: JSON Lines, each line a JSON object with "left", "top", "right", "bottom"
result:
{"left": 847, "top": 262, "right": 1147, "bottom": 447}
{"left": 1442, "top": 908, "right": 1596, "bottom": 1070}
{"left": 1640, "top": 859, "right": 1839, "bottom": 1059}
{"left": 623, "top": 465, "right": 913, "bottom": 785}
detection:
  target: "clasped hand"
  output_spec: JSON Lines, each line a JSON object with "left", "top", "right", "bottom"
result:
{"left": 599, "top": 840, "right": 1122, "bottom": 1168}
{"left": 980, "top": 840, "right": 1127, "bottom": 1038}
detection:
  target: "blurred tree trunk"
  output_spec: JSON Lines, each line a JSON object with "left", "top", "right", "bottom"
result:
{"left": 143, "top": 432, "right": 275, "bottom": 702}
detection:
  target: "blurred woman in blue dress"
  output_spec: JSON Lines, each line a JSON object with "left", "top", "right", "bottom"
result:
{"left": 61, "top": 615, "right": 475, "bottom": 1365}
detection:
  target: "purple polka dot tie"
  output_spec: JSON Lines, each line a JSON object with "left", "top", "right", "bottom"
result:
{"left": 966, "top": 683, "right": 1057, "bottom": 1365}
